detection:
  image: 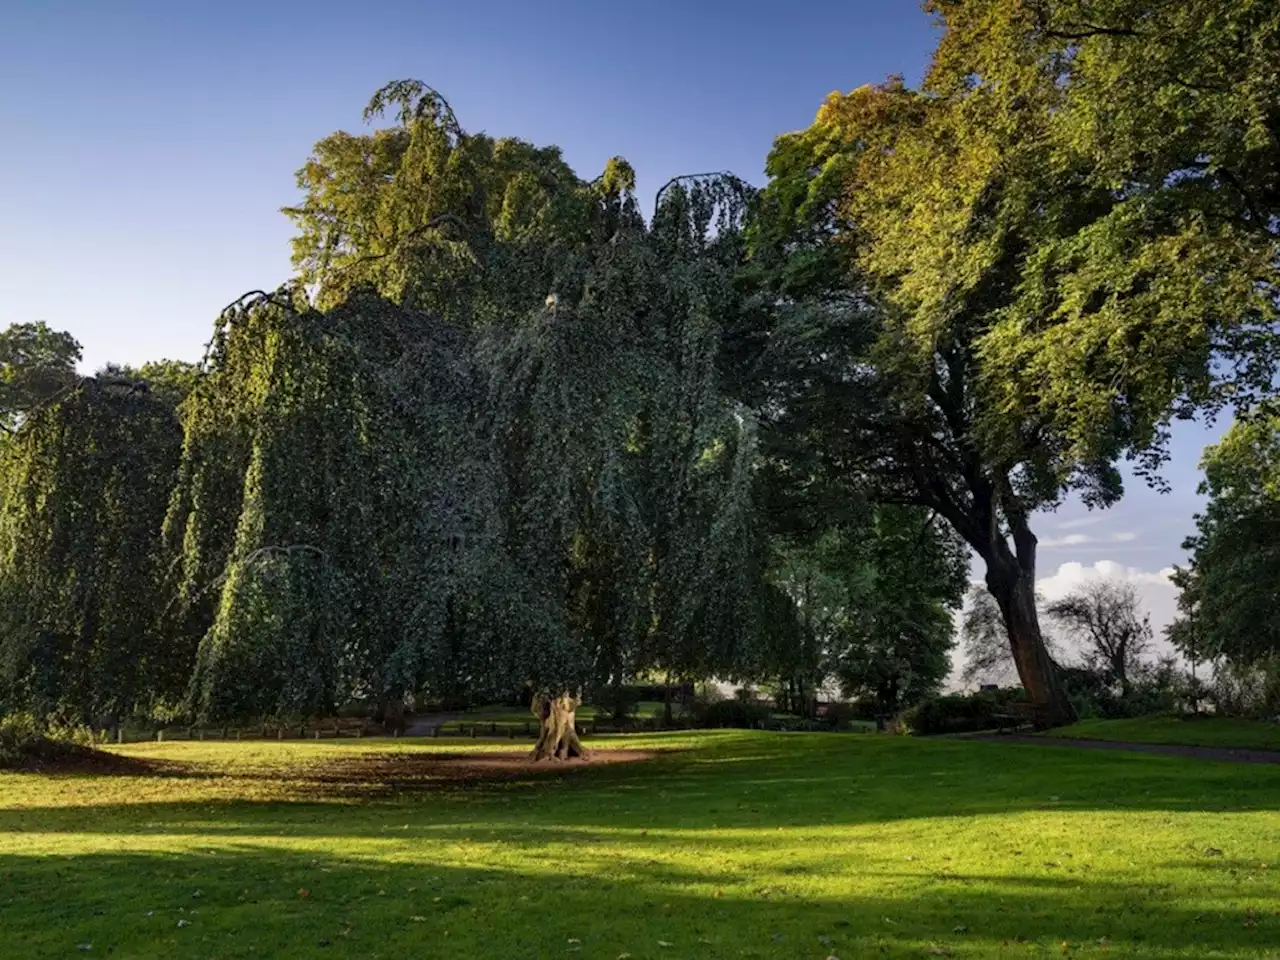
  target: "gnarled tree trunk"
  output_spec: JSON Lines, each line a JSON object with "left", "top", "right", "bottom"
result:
{"left": 984, "top": 524, "right": 1076, "bottom": 728}
{"left": 530, "top": 692, "right": 589, "bottom": 761}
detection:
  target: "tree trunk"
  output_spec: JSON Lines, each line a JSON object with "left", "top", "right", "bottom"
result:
{"left": 379, "top": 696, "right": 406, "bottom": 734}
{"left": 529, "top": 692, "right": 589, "bottom": 761}
{"left": 985, "top": 560, "right": 1076, "bottom": 728}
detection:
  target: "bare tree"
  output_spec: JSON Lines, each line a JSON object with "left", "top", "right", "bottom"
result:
{"left": 961, "top": 586, "right": 1060, "bottom": 688}
{"left": 1046, "top": 581, "right": 1152, "bottom": 696}
{"left": 960, "top": 586, "right": 1015, "bottom": 687}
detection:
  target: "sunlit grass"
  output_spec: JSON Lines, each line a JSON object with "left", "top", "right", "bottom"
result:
{"left": 1, "top": 731, "right": 1277, "bottom": 958}
{"left": 1048, "top": 716, "right": 1280, "bottom": 751}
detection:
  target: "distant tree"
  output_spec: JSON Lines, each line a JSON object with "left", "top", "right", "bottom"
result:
{"left": 833, "top": 508, "right": 969, "bottom": 719}
{"left": 764, "top": 528, "right": 860, "bottom": 716}
{"left": 1170, "top": 411, "right": 1280, "bottom": 668}
{"left": 758, "top": 508, "right": 968, "bottom": 720}
{"left": 960, "top": 586, "right": 1059, "bottom": 688}
{"left": 959, "top": 587, "right": 1017, "bottom": 689}
{"left": 0, "top": 322, "right": 82, "bottom": 433}
{"left": 1046, "top": 581, "right": 1152, "bottom": 697}
{"left": 100, "top": 360, "right": 200, "bottom": 410}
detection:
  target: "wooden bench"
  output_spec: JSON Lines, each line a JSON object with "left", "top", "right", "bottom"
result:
{"left": 992, "top": 701, "right": 1038, "bottom": 733}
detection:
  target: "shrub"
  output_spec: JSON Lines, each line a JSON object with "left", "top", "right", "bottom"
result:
{"left": 592, "top": 684, "right": 641, "bottom": 723}
{"left": 903, "top": 692, "right": 1016, "bottom": 735}
{"left": 818, "top": 701, "right": 875, "bottom": 730}
{"left": 695, "top": 699, "right": 772, "bottom": 729}
{"left": 1061, "top": 661, "right": 1190, "bottom": 720}
{"left": 1208, "top": 656, "right": 1280, "bottom": 719}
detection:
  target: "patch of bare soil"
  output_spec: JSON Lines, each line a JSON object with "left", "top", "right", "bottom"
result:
{"left": 300, "top": 749, "right": 661, "bottom": 794}
{"left": 5, "top": 745, "right": 662, "bottom": 800}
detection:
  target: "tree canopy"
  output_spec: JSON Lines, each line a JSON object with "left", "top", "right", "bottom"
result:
{"left": 733, "top": 0, "right": 1280, "bottom": 725}
{"left": 1171, "top": 411, "right": 1280, "bottom": 669}
{"left": 5, "top": 0, "right": 1278, "bottom": 735}
{"left": 0, "top": 322, "right": 82, "bottom": 434}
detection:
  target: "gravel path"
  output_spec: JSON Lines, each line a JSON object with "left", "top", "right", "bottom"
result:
{"left": 979, "top": 734, "right": 1280, "bottom": 765}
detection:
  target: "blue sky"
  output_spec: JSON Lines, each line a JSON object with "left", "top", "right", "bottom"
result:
{"left": 0, "top": 0, "right": 1219, "bottom": 633}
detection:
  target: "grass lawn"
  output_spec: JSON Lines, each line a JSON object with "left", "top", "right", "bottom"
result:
{"left": 2, "top": 732, "right": 1279, "bottom": 958}
{"left": 1046, "top": 716, "right": 1280, "bottom": 751}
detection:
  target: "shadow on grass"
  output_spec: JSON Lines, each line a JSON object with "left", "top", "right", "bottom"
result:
{"left": 0, "top": 843, "right": 1274, "bottom": 959}
{"left": 2, "top": 733, "right": 1279, "bottom": 837}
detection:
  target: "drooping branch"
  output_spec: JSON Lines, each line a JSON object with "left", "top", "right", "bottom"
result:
{"left": 363, "top": 79, "right": 464, "bottom": 139}
{"left": 654, "top": 171, "right": 753, "bottom": 209}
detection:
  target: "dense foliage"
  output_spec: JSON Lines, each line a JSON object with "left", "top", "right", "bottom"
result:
{"left": 3, "top": 0, "right": 1278, "bottom": 731}
{"left": 1169, "top": 411, "right": 1280, "bottom": 717}
{"left": 0, "top": 378, "right": 182, "bottom": 724}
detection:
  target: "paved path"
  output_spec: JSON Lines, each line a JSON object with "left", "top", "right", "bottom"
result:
{"left": 979, "top": 734, "right": 1280, "bottom": 765}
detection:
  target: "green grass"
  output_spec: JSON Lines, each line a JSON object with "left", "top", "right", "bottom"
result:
{"left": 1047, "top": 716, "right": 1280, "bottom": 751}
{"left": 2, "top": 732, "right": 1279, "bottom": 958}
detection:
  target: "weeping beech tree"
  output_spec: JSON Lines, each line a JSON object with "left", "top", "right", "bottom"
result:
{"left": 161, "top": 82, "right": 769, "bottom": 755}
{"left": 488, "top": 175, "right": 766, "bottom": 752}
{"left": 0, "top": 376, "right": 182, "bottom": 724}
{"left": 164, "top": 288, "right": 543, "bottom": 722}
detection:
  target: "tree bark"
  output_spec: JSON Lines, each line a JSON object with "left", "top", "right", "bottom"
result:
{"left": 529, "top": 692, "right": 589, "bottom": 761}
{"left": 379, "top": 696, "right": 406, "bottom": 734}
{"left": 984, "top": 556, "right": 1076, "bottom": 728}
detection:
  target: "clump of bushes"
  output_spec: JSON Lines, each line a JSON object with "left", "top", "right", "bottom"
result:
{"left": 694, "top": 699, "right": 772, "bottom": 729}
{"left": 903, "top": 689, "right": 1025, "bottom": 735}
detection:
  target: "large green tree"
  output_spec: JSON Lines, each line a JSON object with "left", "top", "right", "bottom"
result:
{"left": 0, "top": 376, "right": 182, "bottom": 724}
{"left": 739, "top": 0, "right": 1279, "bottom": 727}
{"left": 164, "top": 290, "right": 520, "bottom": 725}
{"left": 166, "top": 83, "right": 769, "bottom": 757}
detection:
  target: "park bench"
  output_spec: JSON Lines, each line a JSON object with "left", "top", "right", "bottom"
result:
{"left": 992, "top": 701, "right": 1038, "bottom": 733}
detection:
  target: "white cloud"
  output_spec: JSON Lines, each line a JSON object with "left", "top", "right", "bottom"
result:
{"left": 1040, "top": 531, "right": 1138, "bottom": 549}
{"left": 1036, "top": 560, "right": 1176, "bottom": 601}
{"left": 1054, "top": 515, "right": 1108, "bottom": 530}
